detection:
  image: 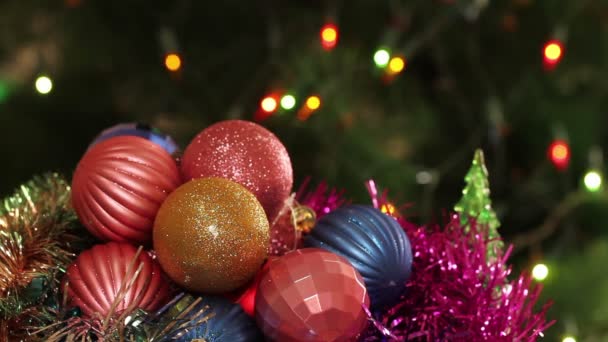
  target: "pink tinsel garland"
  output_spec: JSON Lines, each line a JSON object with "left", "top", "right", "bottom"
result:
{"left": 297, "top": 180, "right": 554, "bottom": 341}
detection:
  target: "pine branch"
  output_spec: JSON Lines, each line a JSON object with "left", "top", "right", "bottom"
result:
{"left": 0, "top": 173, "right": 88, "bottom": 338}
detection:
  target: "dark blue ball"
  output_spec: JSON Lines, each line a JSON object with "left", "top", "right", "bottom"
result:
{"left": 173, "top": 296, "right": 262, "bottom": 342}
{"left": 90, "top": 123, "right": 179, "bottom": 155}
{"left": 303, "top": 205, "right": 413, "bottom": 310}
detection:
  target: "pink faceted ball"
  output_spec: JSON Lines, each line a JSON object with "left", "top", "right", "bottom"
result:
{"left": 255, "top": 248, "right": 370, "bottom": 342}
{"left": 65, "top": 242, "right": 170, "bottom": 318}
{"left": 181, "top": 120, "right": 293, "bottom": 222}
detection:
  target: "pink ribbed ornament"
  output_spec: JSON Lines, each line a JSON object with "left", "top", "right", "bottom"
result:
{"left": 64, "top": 242, "right": 170, "bottom": 318}
{"left": 71, "top": 135, "right": 181, "bottom": 244}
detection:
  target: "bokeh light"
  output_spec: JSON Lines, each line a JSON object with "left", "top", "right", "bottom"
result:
{"left": 532, "top": 263, "right": 549, "bottom": 281}
{"left": 374, "top": 49, "right": 390, "bottom": 68}
{"left": 388, "top": 56, "right": 406, "bottom": 74}
{"left": 305, "top": 96, "right": 321, "bottom": 110}
{"left": 584, "top": 170, "right": 602, "bottom": 192}
{"left": 544, "top": 41, "right": 563, "bottom": 62}
{"left": 320, "top": 24, "right": 338, "bottom": 50}
{"left": 280, "top": 94, "right": 296, "bottom": 110}
{"left": 164, "top": 53, "right": 182, "bottom": 71}
{"left": 261, "top": 96, "right": 278, "bottom": 113}
{"left": 549, "top": 140, "right": 570, "bottom": 170}
{"left": 35, "top": 76, "right": 53, "bottom": 94}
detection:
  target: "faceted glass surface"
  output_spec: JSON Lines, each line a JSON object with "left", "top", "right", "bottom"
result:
{"left": 255, "top": 248, "right": 370, "bottom": 341}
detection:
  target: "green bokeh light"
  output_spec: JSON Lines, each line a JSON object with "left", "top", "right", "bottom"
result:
{"left": 280, "top": 94, "right": 296, "bottom": 110}
{"left": 584, "top": 170, "right": 602, "bottom": 192}
{"left": 373, "top": 49, "right": 390, "bottom": 68}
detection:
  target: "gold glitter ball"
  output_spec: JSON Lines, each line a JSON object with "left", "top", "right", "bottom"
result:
{"left": 153, "top": 177, "right": 269, "bottom": 293}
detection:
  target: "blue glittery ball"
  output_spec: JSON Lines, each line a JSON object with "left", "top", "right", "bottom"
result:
{"left": 173, "top": 296, "right": 262, "bottom": 342}
{"left": 90, "top": 123, "right": 179, "bottom": 155}
{"left": 303, "top": 205, "right": 413, "bottom": 310}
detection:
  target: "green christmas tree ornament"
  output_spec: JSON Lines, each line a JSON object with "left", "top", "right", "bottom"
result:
{"left": 455, "top": 149, "right": 503, "bottom": 258}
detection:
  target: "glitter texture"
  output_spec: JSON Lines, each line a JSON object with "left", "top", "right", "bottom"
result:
{"left": 71, "top": 135, "right": 181, "bottom": 244}
{"left": 153, "top": 177, "right": 269, "bottom": 294}
{"left": 181, "top": 120, "right": 293, "bottom": 222}
{"left": 255, "top": 248, "right": 370, "bottom": 342}
{"left": 65, "top": 242, "right": 170, "bottom": 318}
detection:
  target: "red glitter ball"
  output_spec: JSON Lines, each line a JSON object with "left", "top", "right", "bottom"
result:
{"left": 255, "top": 248, "right": 369, "bottom": 341}
{"left": 64, "top": 242, "right": 171, "bottom": 318}
{"left": 181, "top": 120, "right": 293, "bottom": 222}
{"left": 71, "top": 136, "right": 181, "bottom": 244}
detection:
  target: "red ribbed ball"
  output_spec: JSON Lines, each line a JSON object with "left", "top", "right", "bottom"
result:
{"left": 71, "top": 135, "right": 181, "bottom": 244}
{"left": 181, "top": 120, "right": 293, "bottom": 222}
{"left": 64, "top": 242, "right": 170, "bottom": 318}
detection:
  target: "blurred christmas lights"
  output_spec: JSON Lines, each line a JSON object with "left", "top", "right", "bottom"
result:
{"left": 305, "top": 95, "right": 321, "bottom": 110}
{"left": 373, "top": 49, "right": 390, "bottom": 68}
{"left": 320, "top": 24, "right": 338, "bottom": 50}
{"left": 280, "top": 94, "right": 296, "bottom": 110}
{"left": 164, "top": 53, "right": 182, "bottom": 71}
{"left": 388, "top": 56, "right": 406, "bottom": 74}
{"left": 297, "top": 95, "right": 322, "bottom": 121}
{"left": 35, "top": 75, "right": 53, "bottom": 94}
{"left": 544, "top": 41, "right": 562, "bottom": 61}
{"left": 532, "top": 263, "right": 549, "bottom": 281}
{"left": 583, "top": 170, "right": 602, "bottom": 192}
{"left": 543, "top": 40, "right": 563, "bottom": 69}
{"left": 548, "top": 140, "right": 570, "bottom": 170}
{"left": 260, "top": 95, "right": 278, "bottom": 113}
{"left": 416, "top": 170, "right": 434, "bottom": 184}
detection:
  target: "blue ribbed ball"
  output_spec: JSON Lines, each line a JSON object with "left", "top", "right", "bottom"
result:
{"left": 90, "top": 122, "right": 179, "bottom": 155}
{"left": 303, "top": 205, "right": 413, "bottom": 310}
{"left": 173, "top": 296, "right": 262, "bottom": 342}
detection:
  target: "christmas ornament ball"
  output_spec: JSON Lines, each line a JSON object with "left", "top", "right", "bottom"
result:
{"left": 89, "top": 122, "right": 180, "bottom": 155}
{"left": 169, "top": 296, "right": 263, "bottom": 342}
{"left": 153, "top": 177, "right": 269, "bottom": 294}
{"left": 255, "top": 248, "right": 369, "bottom": 342}
{"left": 304, "top": 205, "right": 413, "bottom": 310}
{"left": 64, "top": 242, "right": 170, "bottom": 318}
{"left": 181, "top": 120, "right": 293, "bottom": 221}
{"left": 71, "top": 136, "right": 181, "bottom": 244}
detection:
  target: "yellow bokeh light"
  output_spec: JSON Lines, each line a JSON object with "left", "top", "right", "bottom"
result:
{"left": 306, "top": 96, "right": 321, "bottom": 110}
{"left": 562, "top": 336, "right": 576, "bottom": 342}
{"left": 544, "top": 43, "right": 562, "bottom": 61}
{"left": 165, "top": 53, "right": 182, "bottom": 71}
{"left": 388, "top": 57, "right": 406, "bottom": 74}
{"left": 321, "top": 27, "right": 337, "bottom": 43}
